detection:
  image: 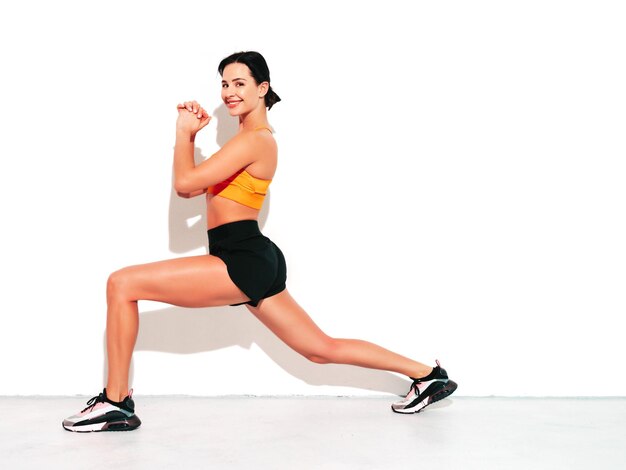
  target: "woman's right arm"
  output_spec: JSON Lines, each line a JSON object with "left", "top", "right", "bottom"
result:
{"left": 173, "top": 100, "right": 263, "bottom": 194}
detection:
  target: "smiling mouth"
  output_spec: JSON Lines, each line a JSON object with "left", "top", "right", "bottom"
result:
{"left": 226, "top": 100, "right": 242, "bottom": 108}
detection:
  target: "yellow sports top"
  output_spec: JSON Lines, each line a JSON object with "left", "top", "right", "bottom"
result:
{"left": 212, "top": 169, "right": 271, "bottom": 210}
{"left": 211, "top": 126, "right": 272, "bottom": 210}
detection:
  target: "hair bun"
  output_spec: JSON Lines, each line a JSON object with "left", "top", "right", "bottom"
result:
{"left": 266, "top": 86, "right": 281, "bottom": 110}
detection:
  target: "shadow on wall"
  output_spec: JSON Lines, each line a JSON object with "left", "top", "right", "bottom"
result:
{"left": 103, "top": 103, "right": 409, "bottom": 396}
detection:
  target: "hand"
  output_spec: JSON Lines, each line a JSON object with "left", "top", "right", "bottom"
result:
{"left": 176, "top": 100, "right": 211, "bottom": 136}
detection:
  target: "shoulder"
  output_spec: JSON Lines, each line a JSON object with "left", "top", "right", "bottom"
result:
{"left": 227, "top": 129, "right": 277, "bottom": 156}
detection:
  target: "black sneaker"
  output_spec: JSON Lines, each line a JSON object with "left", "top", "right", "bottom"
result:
{"left": 391, "top": 360, "right": 458, "bottom": 414}
{"left": 62, "top": 388, "right": 141, "bottom": 432}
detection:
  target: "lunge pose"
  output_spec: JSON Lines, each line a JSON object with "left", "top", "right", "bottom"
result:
{"left": 62, "top": 51, "right": 457, "bottom": 432}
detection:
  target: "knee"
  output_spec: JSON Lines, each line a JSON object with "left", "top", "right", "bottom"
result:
{"left": 106, "top": 267, "right": 134, "bottom": 301}
{"left": 304, "top": 337, "right": 341, "bottom": 365}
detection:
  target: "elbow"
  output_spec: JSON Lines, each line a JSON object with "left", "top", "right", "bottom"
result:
{"left": 174, "top": 177, "right": 193, "bottom": 194}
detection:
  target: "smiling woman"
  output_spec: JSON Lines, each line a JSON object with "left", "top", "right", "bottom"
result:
{"left": 220, "top": 51, "right": 281, "bottom": 111}
{"left": 61, "top": 50, "right": 457, "bottom": 433}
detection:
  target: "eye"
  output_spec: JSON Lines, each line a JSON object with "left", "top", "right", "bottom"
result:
{"left": 222, "top": 83, "right": 228, "bottom": 88}
{"left": 235, "top": 82, "right": 244, "bottom": 87}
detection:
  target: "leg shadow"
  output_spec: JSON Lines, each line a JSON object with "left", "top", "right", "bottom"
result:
{"left": 131, "top": 304, "right": 410, "bottom": 395}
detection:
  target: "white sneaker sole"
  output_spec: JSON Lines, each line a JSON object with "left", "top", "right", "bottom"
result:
{"left": 62, "top": 415, "right": 141, "bottom": 432}
{"left": 392, "top": 380, "right": 458, "bottom": 414}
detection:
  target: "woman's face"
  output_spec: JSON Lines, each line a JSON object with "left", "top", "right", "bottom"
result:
{"left": 221, "top": 63, "right": 267, "bottom": 117}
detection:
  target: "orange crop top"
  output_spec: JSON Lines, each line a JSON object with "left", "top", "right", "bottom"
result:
{"left": 211, "top": 127, "right": 273, "bottom": 210}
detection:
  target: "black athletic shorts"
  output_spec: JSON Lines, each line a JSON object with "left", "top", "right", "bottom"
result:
{"left": 207, "top": 220, "right": 287, "bottom": 307}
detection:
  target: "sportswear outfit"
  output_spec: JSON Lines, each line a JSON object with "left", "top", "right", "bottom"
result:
{"left": 208, "top": 127, "right": 287, "bottom": 307}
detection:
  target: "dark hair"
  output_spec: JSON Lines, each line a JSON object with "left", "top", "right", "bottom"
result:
{"left": 218, "top": 51, "right": 281, "bottom": 110}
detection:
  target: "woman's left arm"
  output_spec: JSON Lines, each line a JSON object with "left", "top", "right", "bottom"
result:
{"left": 176, "top": 188, "right": 208, "bottom": 198}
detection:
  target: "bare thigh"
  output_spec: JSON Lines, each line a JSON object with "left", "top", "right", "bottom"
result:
{"left": 246, "top": 289, "right": 331, "bottom": 355}
{"left": 110, "top": 254, "right": 250, "bottom": 307}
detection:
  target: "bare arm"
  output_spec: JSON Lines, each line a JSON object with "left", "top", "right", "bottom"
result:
{"left": 173, "top": 100, "right": 258, "bottom": 194}
{"left": 176, "top": 188, "right": 208, "bottom": 198}
{"left": 173, "top": 127, "right": 200, "bottom": 193}
{"left": 173, "top": 99, "right": 207, "bottom": 194}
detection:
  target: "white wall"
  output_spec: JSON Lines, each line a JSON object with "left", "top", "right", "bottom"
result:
{"left": 1, "top": 0, "right": 624, "bottom": 397}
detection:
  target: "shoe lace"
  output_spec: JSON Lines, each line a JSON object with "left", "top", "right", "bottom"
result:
{"left": 411, "top": 380, "right": 422, "bottom": 398}
{"left": 81, "top": 391, "right": 106, "bottom": 413}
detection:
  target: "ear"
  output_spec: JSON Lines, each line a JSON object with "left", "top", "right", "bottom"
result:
{"left": 258, "top": 81, "right": 269, "bottom": 98}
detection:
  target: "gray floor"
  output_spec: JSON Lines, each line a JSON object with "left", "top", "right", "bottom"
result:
{"left": 1, "top": 396, "right": 624, "bottom": 470}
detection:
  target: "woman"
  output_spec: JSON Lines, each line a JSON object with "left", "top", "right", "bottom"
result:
{"left": 62, "top": 51, "right": 457, "bottom": 432}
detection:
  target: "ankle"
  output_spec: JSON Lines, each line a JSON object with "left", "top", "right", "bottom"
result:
{"left": 410, "top": 366, "right": 434, "bottom": 380}
{"left": 105, "top": 387, "right": 128, "bottom": 402}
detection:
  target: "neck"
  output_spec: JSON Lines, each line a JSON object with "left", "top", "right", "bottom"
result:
{"left": 238, "top": 105, "right": 269, "bottom": 132}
